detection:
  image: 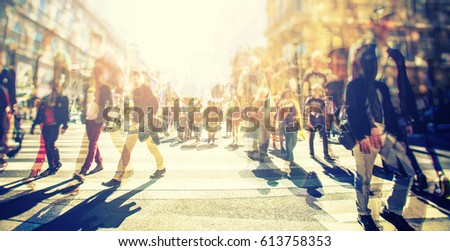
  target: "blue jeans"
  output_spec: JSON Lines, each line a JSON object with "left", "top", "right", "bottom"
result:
{"left": 282, "top": 123, "right": 297, "bottom": 163}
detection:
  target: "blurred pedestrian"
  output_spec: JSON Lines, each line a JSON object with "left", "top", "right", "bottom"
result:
{"left": 346, "top": 44, "right": 415, "bottom": 231}
{"left": 193, "top": 98, "right": 203, "bottom": 144}
{"left": 306, "top": 84, "right": 335, "bottom": 161}
{"left": 229, "top": 95, "right": 241, "bottom": 146}
{"left": 278, "top": 88, "right": 301, "bottom": 165}
{"left": 73, "top": 63, "right": 113, "bottom": 182}
{"left": 30, "top": 83, "right": 69, "bottom": 176}
{"left": 0, "top": 83, "right": 12, "bottom": 169}
{"left": 102, "top": 78, "right": 164, "bottom": 188}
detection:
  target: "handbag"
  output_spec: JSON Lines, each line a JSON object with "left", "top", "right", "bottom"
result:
{"left": 338, "top": 120, "right": 356, "bottom": 150}
{"left": 138, "top": 127, "right": 160, "bottom": 145}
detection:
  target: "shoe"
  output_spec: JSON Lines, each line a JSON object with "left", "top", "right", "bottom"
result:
{"left": 73, "top": 169, "right": 87, "bottom": 182}
{"left": 150, "top": 168, "right": 166, "bottom": 178}
{"left": 54, "top": 162, "right": 62, "bottom": 171}
{"left": 328, "top": 153, "right": 339, "bottom": 159}
{"left": 28, "top": 169, "right": 40, "bottom": 178}
{"left": 415, "top": 173, "right": 428, "bottom": 190}
{"left": 23, "top": 169, "right": 40, "bottom": 183}
{"left": 380, "top": 207, "right": 415, "bottom": 231}
{"left": 101, "top": 179, "right": 121, "bottom": 188}
{"left": 357, "top": 215, "right": 380, "bottom": 231}
{"left": 0, "top": 158, "right": 8, "bottom": 170}
{"left": 89, "top": 164, "right": 104, "bottom": 175}
{"left": 40, "top": 167, "right": 57, "bottom": 177}
{"left": 324, "top": 155, "right": 336, "bottom": 161}
{"left": 259, "top": 154, "right": 269, "bottom": 162}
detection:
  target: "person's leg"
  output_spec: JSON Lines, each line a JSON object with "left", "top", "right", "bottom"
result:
{"left": 1, "top": 116, "right": 10, "bottom": 168}
{"left": 271, "top": 133, "right": 277, "bottom": 148}
{"left": 283, "top": 131, "right": 290, "bottom": 161}
{"left": 29, "top": 125, "right": 45, "bottom": 176}
{"left": 259, "top": 127, "right": 269, "bottom": 158}
{"left": 231, "top": 122, "right": 236, "bottom": 143}
{"left": 42, "top": 125, "right": 53, "bottom": 168}
{"left": 286, "top": 132, "right": 297, "bottom": 164}
{"left": 236, "top": 122, "right": 240, "bottom": 143}
{"left": 113, "top": 130, "right": 138, "bottom": 182}
{"left": 309, "top": 130, "right": 316, "bottom": 156}
{"left": 279, "top": 123, "right": 285, "bottom": 152}
{"left": 226, "top": 119, "right": 231, "bottom": 137}
{"left": 91, "top": 121, "right": 104, "bottom": 166}
{"left": 353, "top": 143, "right": 379, "bottom": 216}
{"left": 145, "top": 137, "right": 164, "bottom": 171}
{"left": 380, "top": 134, "right": 415, "bottom": 215}
{"left": 320, "top": 126, "right": 329, "bottom": 157}
{"left": 35, "top": 132, "right": 46, "bottom": 167}
{"left": 88, "top": 121, "right": 104, "bottom": 175}
{"left": 48, "top": 125, "right": 61, "bottom": 169}
{"left": 80, "top": 120, "right": 98, "bottom": 172}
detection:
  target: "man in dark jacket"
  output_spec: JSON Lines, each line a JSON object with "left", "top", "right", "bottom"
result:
{"left": 347, "top": 44, "right": 415, "bottom": 231}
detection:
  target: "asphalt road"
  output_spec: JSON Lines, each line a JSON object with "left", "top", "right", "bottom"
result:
{"left": 0, "top": 121, "right": 449, "bottom": 231}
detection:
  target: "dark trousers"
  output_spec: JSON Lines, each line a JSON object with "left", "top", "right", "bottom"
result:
{"left": 81, "top": 120, "right": 103, "bottom": 172}
{"left": 309, "top": 124, "right": 328, "bottom": 156}
{"left": 42, "top": 124, "right": 60, "bottom": 169}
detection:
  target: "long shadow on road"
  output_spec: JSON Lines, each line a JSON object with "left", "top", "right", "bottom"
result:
{"left": 34, "top": 179, "right": 159, "bottom": 231}
{"left": 245, "top": 157, "right": 326, "bottom": 226}
{"left": 246, "top": 156, "right": 324, "bottom": 199}
{"left": 0, "top": 179, "right": 76, "bottom": 220}
{"left": 311, "top": 156, "right": 355, "bottom": 188}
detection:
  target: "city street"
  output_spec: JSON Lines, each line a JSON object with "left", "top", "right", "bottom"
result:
{"left": 0, "top": 121, "right": 449, "bottom": 231}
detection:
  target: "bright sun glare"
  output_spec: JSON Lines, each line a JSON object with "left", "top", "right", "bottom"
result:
{"left": 90, "top": 0, "right": 267, "bottom": 93}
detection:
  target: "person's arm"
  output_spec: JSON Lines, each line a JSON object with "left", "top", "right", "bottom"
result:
{"left": 30, "top": 102, "right": 43, "bottom": 134}
{"left": 60, "top": 96, "right": 70, "bottom": 130}
{"left": 293, "top": 100, "right": 303, "bottom": 129}
{"left": 305, "top": 98, "right": 313, "bottom": 129}
{"left": 346, "top": 83, "right": 368, "bottom": 142}
{"left": 388, "top": 47, "right": 418, "bottom": 132}
{"left": 346, "top": 84, "right": 373, "bottom": 153}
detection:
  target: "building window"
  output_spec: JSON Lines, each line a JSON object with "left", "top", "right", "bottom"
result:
{"left": 34, "top": 32, "right": 43, "bottom": 53}
{"left": 11, "top": 22, "right": 23, "bottom": 46}
{"left": 39, "top": 0, "right": 47, "bottom": 11}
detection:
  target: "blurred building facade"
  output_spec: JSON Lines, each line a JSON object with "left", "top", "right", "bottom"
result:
{"left": 0, "top": 0, "right": 136, "bottom": 101}
{"left": 266, "top": 0, "right": 450, "bottom": 96}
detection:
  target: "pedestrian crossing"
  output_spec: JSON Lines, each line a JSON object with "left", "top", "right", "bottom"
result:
{"left": 0, "top": 122, "right": 449, "bottom": 231}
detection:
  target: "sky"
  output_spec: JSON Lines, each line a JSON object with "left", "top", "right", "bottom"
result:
{"left": 89, "top": 0, "right": 267, "bottom": 92}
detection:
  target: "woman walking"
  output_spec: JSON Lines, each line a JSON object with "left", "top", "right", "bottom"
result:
{"left": 278, "top": 88, "right": 301, "bottom": 165}
{"left": 73, "top": 64, "right": 113, "bottom": 181}
{"left": 30, "top": 84, "right": 69, "bottom": 176}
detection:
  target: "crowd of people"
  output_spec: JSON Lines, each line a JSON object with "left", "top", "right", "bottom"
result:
{"left": 0, "top": 6, "right": 443, "bottom": 231}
